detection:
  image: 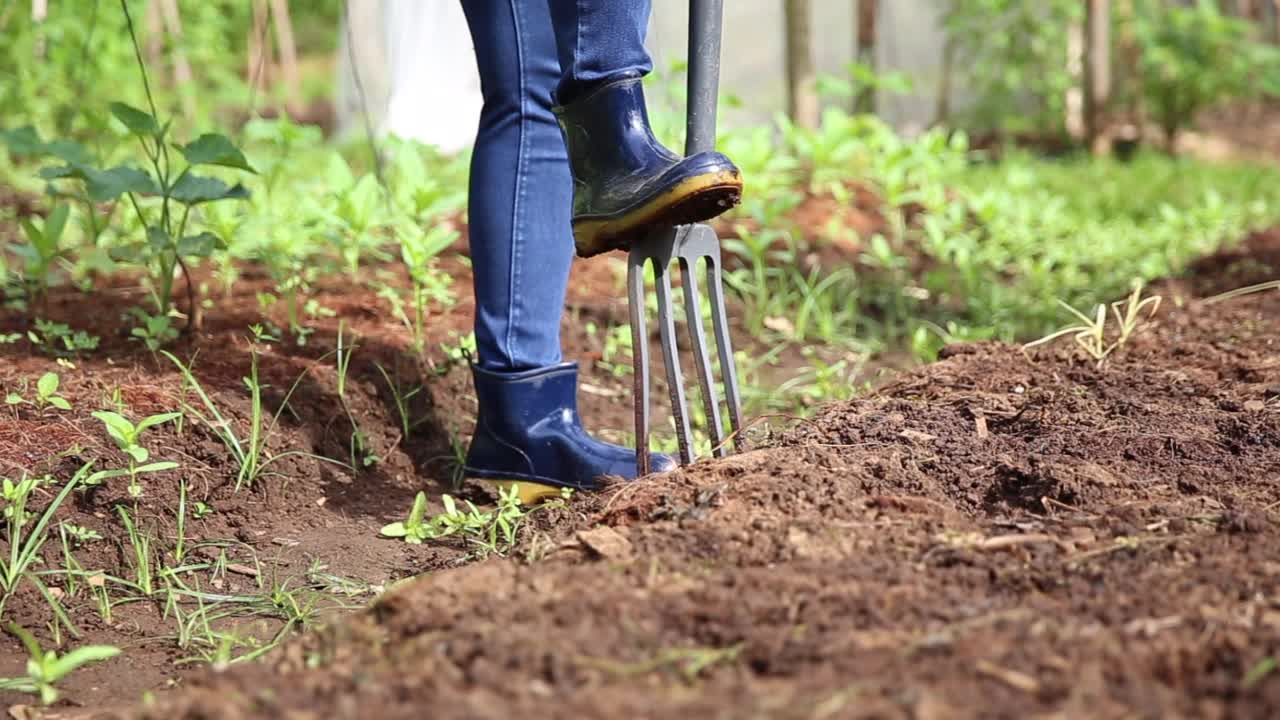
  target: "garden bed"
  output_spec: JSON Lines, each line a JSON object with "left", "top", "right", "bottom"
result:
{"left": 29, "top": 229, "right": 1269, "bottom": 718}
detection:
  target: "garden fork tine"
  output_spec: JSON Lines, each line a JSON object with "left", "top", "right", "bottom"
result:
{"left": 628, "top": 0, "right": 744, "bottom": 474}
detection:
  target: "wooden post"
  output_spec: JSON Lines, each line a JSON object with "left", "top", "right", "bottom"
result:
{"left": 269, "top": 0, "right": 302, "bottom": 116}
{"left": 1084, "top": 0, "right": 1113, "bottom": 154}
{"left": 784, "top": 0, "right": 819, "bottom": 130}
{"left": 31, "top": 0, "right": 48, "bottom": 59}
{"left": 248, "top": 0, "right": 271, "bottom": 99}
{"left": 935, "top": 34, "right": 955, "bottom": 126}
{"left": 855, "top": 0, "right": 879, "bottom": 114}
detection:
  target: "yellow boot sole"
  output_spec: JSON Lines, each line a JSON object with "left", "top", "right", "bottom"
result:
{"left": 483, "top": 479, "right": 569, "bottom": 505}
{"left": 574, "top": 169, "right": 743, "bottom": 258}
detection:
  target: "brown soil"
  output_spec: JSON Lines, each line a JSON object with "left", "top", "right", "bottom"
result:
{"left": 15, "top": 229, "right": 1255, "bottom": 719}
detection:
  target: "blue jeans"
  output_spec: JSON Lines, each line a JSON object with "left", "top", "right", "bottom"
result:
{"left": 460, "top": 1, "right": 653, "bottom": 371}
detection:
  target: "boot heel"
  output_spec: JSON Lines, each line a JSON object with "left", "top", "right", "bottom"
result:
{"left": 483, "top": 480, "right": 567, "bottom": 505}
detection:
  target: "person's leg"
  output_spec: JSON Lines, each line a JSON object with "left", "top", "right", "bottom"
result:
{"left": 460, "top": 0, "right": 571, "bottom": 373}
{"left": 544, "top": 1, "right": 744, "bottom": 258}
{"left": 458, "top": 0, "right": 674, "bottom": 500}
{"left": 545, "top": 1, "right": 654, "bottom": 104}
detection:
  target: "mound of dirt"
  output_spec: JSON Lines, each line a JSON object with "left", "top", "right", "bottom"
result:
{"left": 104, "top": 233, "right": 1280, "bottom": 720}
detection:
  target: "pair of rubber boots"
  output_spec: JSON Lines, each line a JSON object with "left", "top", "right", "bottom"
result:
{"left": 464, "top": 74, "right": 743, "bottom": 502}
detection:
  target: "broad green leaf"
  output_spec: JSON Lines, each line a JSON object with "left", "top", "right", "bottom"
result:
{"left": 127, "top": 446, "right": 149, "bottom": 463}
{"left": 86, "top": 166, "right": 159, "bottom": 202}
{"left": 38, "top": 165, "right": 84, "bottom": 181}
{"left": 90, "top": 410, "right": 135, "bottom": 445}
{"left": 36, "top": 372, "right": 59, "bottom": 398}
{"left": 20, "top": 219, "right": 42, "bottom": 246}
{"left": 43, "top": 140, "right": 92, "bottom": 166}
{"left": 0, "top": 126, "right": 43, "bottom": 155}
{"left": 5, "top": 394, "right": 24, "bottom": 405}
{"left": 176, "top": 232, "right": 224, "bottom": 258}
{"left": 169, "top": 174, "right": 249, "bottom": 205}
{"left": 180, "top": 134, "right": 256, "bottom": 173}
{"left": 108, "top": 102, "right": 159, "bottom": 136}
{"left": 380, "top": 521, "right": 407, "bottom": 538}
{"left": 44, "top": 205, "right": 70, "bottom": 245}
{"left": 49, "top": 397, "right": 72, "bottom": 411}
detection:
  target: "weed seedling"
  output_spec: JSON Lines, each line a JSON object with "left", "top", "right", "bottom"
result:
{"left": 0, "top": 464, "right": 94, "bottom": 634}
{"left": 0, "top": 623, "right": 119, "bottom": 705}
{"left": 6, "top": 372, "right": 72, "bottom": 411}
{"left": 89, "top": 410, "right": 180, "bottom": 497}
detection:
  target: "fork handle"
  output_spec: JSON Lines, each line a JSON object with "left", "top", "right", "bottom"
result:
{"left": 686, "top": 0, "right": 724, "bottom": 156}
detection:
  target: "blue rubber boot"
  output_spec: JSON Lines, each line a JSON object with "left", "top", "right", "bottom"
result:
{"left": 463, "top": 362, "right": 676, "bottom": 502}
{"left": 554, "top": 74, "right": 743, "bottom": 258}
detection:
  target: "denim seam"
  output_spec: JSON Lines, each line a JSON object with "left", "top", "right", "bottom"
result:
{"left": 574, "top": 0, "right": 584, "bottom": 85}
{"left": 506, "top": 0, "right": 527, "bottom": 367}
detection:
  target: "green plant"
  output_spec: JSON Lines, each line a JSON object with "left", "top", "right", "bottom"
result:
{"left": 393, "top": 222, "right": 457, "bottom": 354}
{"left": 940, "top": 0, "right": 1082, "bottom": 136}
{"left": 115, "top": 506, "right": 154, "bottom": 596}
{"left": 0, "top": 464, "right": 94, "bottom": 631}
{"left": 25, "top": 320, "right": 100, "bottom": 358}
{"left": 1024, "top": 284, "right": 1162, "bottom": 366}
{"left": 10, "top": 203, "right": 71, "bottom": 304}
{"left": 0, "top": 623, "right": 119, "bottom": 705}
{"left": 381, "top": 485, "right": 564, "bottom": 557}
{"left": 88, "top": 410, "right": 180, "bottom": 497}
{"left": 1132, "top": 0, "right": 1279, "bottom": 151}
{"left": 164, "top": 347, "right": 348, "bottom": 490}
{"left": 24, "top": 2, "right": 256, "bottom": 332}
{"left": 6, "top": 372, "right": 72, "bottom": 412}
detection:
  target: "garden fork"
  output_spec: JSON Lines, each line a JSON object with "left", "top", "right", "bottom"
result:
{"left": 628, "top": 0, "right": 745, "bottom": 474}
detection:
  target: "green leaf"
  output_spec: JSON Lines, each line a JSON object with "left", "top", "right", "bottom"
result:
{"left": 146, "top": 226, "right": 171, "bottom": 251}
{"left": 38, "top": 165, "right": 84, "bottom": 181}
{"left": 48, "top": 397, "right": 72, "bottom": 411}
{"left": 134, "top": 461, "right": 178, "bottom": 474}
{"left": 169, "top": 174, "right": 249, "bottom": 205}
{"left": 108, "top": 244, "right": 146, "bottom": 263}
{"left": 44, "top": 205, "right": 70, "bottom": 245}
{"left": 86, "top": 166, "right": 159, "bottom": 202}
{"left": 20, "top": 219, "right": 42, "bottom": 246}
{"left": 36, "top": 372, "right": 59, "bottom": 398}
{"left": 0, "top": 126, "right": 44, "bottom": 155}
{"left": 46, "top": 645, "right": 120, "bottom": 682}
{"left": 176, "top": 232, "right": 224, "bottom": 258}
{"left": 135, "top": 412, "right": 181, "bottom": 433}
{"left": 5, "top": 394, "right": 24, "bottom": 405}
{"left": 127, "top": 446, "right": 149, "bottom": 463}
{"left": 85, "top": 468, "right": 130, "bottom": 485}
{"left": 90, "top": 410, "right": 135, "bottom": 445}
{"left": 108, "top": 102, "right": 159, "bottom": 136}
{"left": 180, "top": 134, "right": 256, "bottom": 173}
{"left": 43, "top": 140, "right": 92, "bottom": 166}
{"left": 379, "top": 522, "right": 407, "bottom": 538}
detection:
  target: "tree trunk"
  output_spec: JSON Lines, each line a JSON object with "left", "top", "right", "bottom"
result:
{"left": 855, "top": 0, "right": 879, "bottom": 114}
{"left": 1084, "top": 0, "right": 1113, "bottom": 155}
{"left": 784, "top": 0, "right": 819, "bottom": 130}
